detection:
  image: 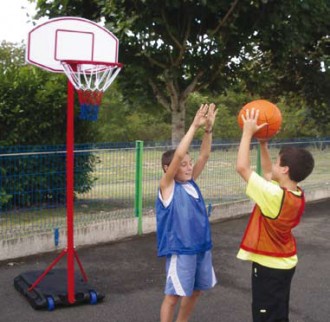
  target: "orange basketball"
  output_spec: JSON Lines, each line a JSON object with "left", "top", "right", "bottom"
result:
{"left": 237, "top": 100, "right": 282, "bottom": 139}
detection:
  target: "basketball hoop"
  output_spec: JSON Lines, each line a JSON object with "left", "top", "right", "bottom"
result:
{"left": 61, "top": 60, "right": 122, "bottom": 121}
{"left": 19, "top": 17, "right": 123, "bottom": 308}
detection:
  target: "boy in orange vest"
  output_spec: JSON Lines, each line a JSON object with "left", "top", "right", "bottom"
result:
{"left": 236, "top": 108, "right": 314, "bottom": 321}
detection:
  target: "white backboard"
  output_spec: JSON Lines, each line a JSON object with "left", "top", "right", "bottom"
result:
{"left": 26, "top": 17, "right": 119, "bottom": 73}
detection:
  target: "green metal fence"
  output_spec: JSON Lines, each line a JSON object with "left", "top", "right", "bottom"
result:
{"left": 0, "top": 139, "right": 329, "bottom": 241}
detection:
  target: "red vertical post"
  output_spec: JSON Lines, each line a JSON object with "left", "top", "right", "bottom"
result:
{"left": 66, "top": 80, "right": 75, "bottom": 304}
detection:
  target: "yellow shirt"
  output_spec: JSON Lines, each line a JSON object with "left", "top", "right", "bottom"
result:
{"left": 237, "top": 171, "right": 302, "bottom": 269}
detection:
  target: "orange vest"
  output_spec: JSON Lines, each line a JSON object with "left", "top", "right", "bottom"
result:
{"left": 240, "top": 187, "right": 305, "bottom": 257}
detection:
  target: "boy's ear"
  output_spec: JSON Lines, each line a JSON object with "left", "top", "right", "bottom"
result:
{"left": 282, "top": 165, "right": 290, "bottom": 175}
{"left": 163, "top": 165, "right": 169, "bottom": 173}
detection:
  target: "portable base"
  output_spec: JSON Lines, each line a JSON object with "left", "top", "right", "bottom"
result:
{"left": 14, "top": 268, "right": 104, "bottom": 310}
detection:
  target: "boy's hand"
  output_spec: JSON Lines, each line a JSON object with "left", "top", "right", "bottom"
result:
{"left": 192, "top": 103, "right": 218, "bottom": 130}
{"left": 192, "top": 104, "right": 209, "bottom": 129}
{"left": 241, "top": 108, "right": 267, "bottom": 137}
{"left": 205, "top": 103, "right": 217, "bottom": 131}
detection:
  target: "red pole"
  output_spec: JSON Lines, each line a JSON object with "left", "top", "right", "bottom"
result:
{"left": 66, "top": 80, "right": 75, "bottom": 304}
{"left": 28, "top": 249, "right": 67, "bottom": 292}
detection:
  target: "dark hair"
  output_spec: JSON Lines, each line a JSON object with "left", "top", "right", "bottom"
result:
{"left": 161, "top": 149, "right": 176, "bottom": 172}
{"left": 279, "top": 147, "right": 314, "bottom": 182}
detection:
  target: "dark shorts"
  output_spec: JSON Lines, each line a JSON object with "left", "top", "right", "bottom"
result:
{"left": 251, "top": 262, "right": 296, "bottom": 322}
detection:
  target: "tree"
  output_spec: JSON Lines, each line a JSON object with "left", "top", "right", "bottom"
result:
{"left": 33, "top": 0, "right": 330, "bottom": 144}
{"left": 237, "top": 1, "right": 330, "bottom": 133}
{"left": 0, "top": 41, "right": 98, "bottom": 145}
{"left": 97, "top": 83, "right": 171, "bottom": 143}
{"left": 0, "top": 41, "right": 99, "bottom": 209}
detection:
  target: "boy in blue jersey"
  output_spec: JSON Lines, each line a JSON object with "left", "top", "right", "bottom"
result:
{"left": 156, "top": 103, "right": 218, "bottom": 322}
{"left": 236, "top": 108, "right": 314, "bottom": 321}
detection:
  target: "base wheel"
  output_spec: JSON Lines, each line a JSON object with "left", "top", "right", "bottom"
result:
{"left": 89, "top": 291, "right": 97, "bottom": 304}
{"left": 46, "top": 296, "right": 55, "bottom": 311}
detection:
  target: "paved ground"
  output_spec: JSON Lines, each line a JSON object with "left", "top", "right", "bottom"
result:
{"left": 0, "top": 198, "right": 329, "bottom": 322}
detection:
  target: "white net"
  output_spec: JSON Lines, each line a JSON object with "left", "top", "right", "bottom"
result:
{"left": 61, "top": 60, "right": 122, "bottom": 92}
{"left": 61, "top": 60, "right": 122, "bottom": 121}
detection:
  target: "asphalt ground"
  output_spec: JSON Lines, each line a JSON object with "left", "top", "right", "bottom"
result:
{"left": 0, "top": 198, "right": 329, "bottom": 322}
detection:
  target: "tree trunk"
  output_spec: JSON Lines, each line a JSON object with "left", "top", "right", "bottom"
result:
{"left": 171, "top": 103, "right": 186, "bottom": 146}
{"left": 148, "top": 78, "right": 191, "bottom": 147}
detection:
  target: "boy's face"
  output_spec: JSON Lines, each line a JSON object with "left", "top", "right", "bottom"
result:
{"left": 174, "top": 154, "right": 193, "bottom": 182}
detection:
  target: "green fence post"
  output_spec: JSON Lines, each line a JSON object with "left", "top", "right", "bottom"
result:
{"left": 256, "top": 145, "right": 262, "bottom": 176}
{"left": 135, "top": 140, "right": 144, "bottom": 235}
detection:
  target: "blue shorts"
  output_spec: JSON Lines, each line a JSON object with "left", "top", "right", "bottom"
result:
{"left": 164, "top": 250, "right": 217, "bottom": 297}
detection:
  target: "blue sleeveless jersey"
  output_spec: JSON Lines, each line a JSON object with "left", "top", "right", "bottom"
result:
{"left": 156, "top": 180, "right": 212, "bottom": 257}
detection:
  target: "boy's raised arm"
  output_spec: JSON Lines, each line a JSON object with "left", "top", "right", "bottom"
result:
{"left": 160, "top": 104, "right": 209, "bottom": 190}
{"left": 193, "top": 103, "right": 217, "bottom": 180}
{"left": 259, "top": 140, "right": 273, "bottom": 181}
{"left": 236, "top": 108, "right": 267, "bottom": 182}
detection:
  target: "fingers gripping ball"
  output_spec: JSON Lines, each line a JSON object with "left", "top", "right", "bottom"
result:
{"left": 237, "top": 100, "right": 282, "bottom": 139}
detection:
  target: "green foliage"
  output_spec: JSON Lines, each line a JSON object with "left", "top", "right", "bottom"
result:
{"left": 185, "top": 86, "right": 322, "bottom": 140}
{"left": 0, "top": 42, "right": 100, "bottom": 209}
{"left": 0, "top": 147, "right": 98, "bottom": 210}
{"left": 96, "top": 83, "right": 171, "bottom": 142}
{"left": 32, "top": 0, "right": 330, "bottom": 142}
{"left": 276, "top": 95, "right": 319, "bottom": 138}
{"left": 0, "top": 42, "right": 99, "bottom": 145}
{"left": 238, "top": 1, "right": 330, "bottom": 129}
{"left": 185, "top": 92, "right": 240, "bottom": 140}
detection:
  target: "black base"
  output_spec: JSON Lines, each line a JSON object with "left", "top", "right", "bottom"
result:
{"left": 14, "top": 268, "right": 104, "bottom": 310}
